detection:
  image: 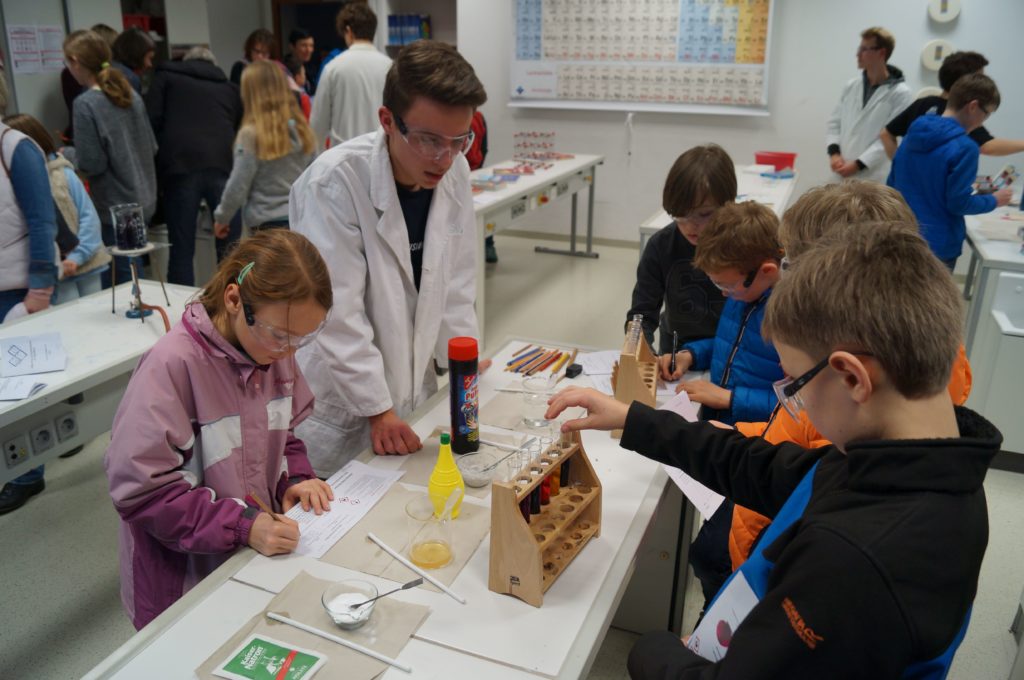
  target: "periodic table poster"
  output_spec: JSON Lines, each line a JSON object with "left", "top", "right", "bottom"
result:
{"left": 510, "top": 0, "right": 774, "bottom": 113}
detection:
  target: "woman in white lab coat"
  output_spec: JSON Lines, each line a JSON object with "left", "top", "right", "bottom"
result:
{"left": 289, "top": 127, "right": 479, "bottom": 476}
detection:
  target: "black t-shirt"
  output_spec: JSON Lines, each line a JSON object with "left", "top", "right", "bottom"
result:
{"left": 627, "top": 223, "right": 725, "bottom": 354}
{"left": 886, "top": 96, "right": 994, "bottom": 147}
{"left": 396, "top": 184, "right": 434, "bottom": 290}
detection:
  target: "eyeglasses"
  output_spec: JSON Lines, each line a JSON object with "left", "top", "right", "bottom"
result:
{"left": 242, "top": 300, "right": 325, "bottom": 353}
{"left": 856, "top": 45, "right": 882, "bottom": 54}
{"left": 394, "top": 113, "right": 475, "bottom": 162}
{"left": 672, "top": 206, "right": 718, "bottom": 227}
{"left": 709, "top": 268, "right": 759, "bottom": 294}
{"left": 773, "top": 351, "right": 874, "bottom": 419}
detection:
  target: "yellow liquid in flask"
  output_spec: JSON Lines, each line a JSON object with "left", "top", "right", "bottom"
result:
{"left": 410, "top": 540, "right": 453, "bottom": 569}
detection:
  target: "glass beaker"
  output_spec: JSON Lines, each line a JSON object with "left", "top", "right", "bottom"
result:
{"left": 521, "top": 375, "right": 553, "bottom": 428}
{"left": 110, "top": 203, "right": 147, "bottom": 250}
{"left": 405, "top": 495, "right": 454, "bottom": 569}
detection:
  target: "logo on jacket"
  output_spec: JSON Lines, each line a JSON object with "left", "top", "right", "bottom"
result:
{"left": 782, "top": 597, "right": 824, "bottom": 649}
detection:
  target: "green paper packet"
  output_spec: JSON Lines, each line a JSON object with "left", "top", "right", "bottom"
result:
{"left": 213, "top": 634, "right": 326, "bottom": 680}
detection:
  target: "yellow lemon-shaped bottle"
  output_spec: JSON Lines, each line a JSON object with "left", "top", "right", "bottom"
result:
{"left": 428, "top": 432, "right": 465, "bottom": 519}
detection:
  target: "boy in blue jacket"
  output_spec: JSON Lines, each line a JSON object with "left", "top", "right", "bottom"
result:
{"left": 669, "top": 200, "right": 784, "bottom": 426}
{"left": 665, "top": 200, "right": 784, "bottom": 611}
{"left": 888, "top": 73, "right": 1012, "bottom": 270}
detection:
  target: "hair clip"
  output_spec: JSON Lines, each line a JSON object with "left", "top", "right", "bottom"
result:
{"left": 101, "top": 61, "right": 110, "bottom": 69}
{"left": 237, "top": 262, "right": 256, "bottom": 285}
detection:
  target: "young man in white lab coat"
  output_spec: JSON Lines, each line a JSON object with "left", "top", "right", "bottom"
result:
{"left": 825, "top": 27, "right": 913, "bottom": 184}
{"left": 290, "top": 40, "right": 487, "bottom": 476}
{"left": 310, "top": 3, "right": 392, "bottom": 150}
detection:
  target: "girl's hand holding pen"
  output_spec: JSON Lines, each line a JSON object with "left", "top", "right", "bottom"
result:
{"left": 545, "top": 387, "right": 629, "bottom": 433}
{"left": 248, "top": 512, "right": 300, "bottom": 556}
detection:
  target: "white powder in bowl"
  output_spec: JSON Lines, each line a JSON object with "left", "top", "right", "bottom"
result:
{"left": 325, "top": 592, "right": 374, "bottom": 628}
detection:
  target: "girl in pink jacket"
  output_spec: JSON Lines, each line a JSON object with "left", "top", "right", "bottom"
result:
{"left": 105, "top": 229, "right": 334, "bottom": 629}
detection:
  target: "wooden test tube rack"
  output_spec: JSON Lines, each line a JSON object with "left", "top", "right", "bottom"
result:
{"left": 610, "top": 330, "right": 658, "bottom": 438}
{"left": 488, "top": 430, "right": 602, "bottom": 608}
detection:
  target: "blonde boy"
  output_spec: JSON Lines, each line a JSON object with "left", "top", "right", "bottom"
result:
{"left": 547, "top": 223, "right": 1001, "bottom": 678}
{"left": 669, "top": 201, "right": 784, "bottom": 425}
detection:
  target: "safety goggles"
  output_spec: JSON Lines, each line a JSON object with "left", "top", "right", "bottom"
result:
{"left": 242, "top": 301, "right": 325, "bottom": 353}
{"left": 773, "top": 351, "right": 874, "bottom": 420}
{"left": 709, "top": 268, "right": 759, "bottom": 294}
{"left": 672, "top": 207, "right": 717, "bottom": 227}
{"left": 394, "top": 113, "right": 475, "bottom": 162}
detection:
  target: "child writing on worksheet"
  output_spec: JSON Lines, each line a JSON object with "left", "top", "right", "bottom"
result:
{"left": 105, "top": 229, "right": 334, "bottom": 629}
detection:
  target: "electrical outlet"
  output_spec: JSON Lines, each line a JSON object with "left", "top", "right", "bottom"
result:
{"left": 55, "top": 412, "right": 78, "bottom": 442}
{"left": 4, "top": 435, "right": 31, "bottom": 469}
{"left": 30, "top": 422, "right": 57, "bottom": 455}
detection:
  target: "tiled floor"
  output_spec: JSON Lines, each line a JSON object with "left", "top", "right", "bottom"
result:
{"left": 1, "top": 234, "right": 1021, "bottom": 679}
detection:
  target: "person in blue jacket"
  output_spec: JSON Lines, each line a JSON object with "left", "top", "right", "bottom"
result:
{"left": 888, "top": 73, "right": 1012, "bottom": 270}
{"left": 665, "top": 200, "right": 785, "bottom": 614}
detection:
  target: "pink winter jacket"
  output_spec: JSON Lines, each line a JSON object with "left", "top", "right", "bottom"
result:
{"left": 105, "top": 303, "right": 317, "bottom": 630}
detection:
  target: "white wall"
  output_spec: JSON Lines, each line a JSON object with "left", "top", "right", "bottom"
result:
{"left": 165, "top": 0, "right": 210, "bottom": 47}
{"left": 66, "top": 0, "right": 121, "bottom": 34}
{"left": 0, "top": 0, "right": 69, "bottom": 133}
{"left": 206, "top": 0, "right": 270, "bottom": 69}
{"left": 459, "top": 0, "right": 1024, "bottom": 243}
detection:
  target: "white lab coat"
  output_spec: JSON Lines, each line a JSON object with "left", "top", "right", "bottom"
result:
{"left": 310, "top": 43, "right": 392, "bottom": 151}
{"left": 825, "top": 69, "right": 913, "bottom": 184}
{"left": 290, "top": 130, "right": 479, "bottom": 475}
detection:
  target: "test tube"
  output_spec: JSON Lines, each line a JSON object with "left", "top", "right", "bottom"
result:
{"left": 540, "top": 475, "right": 551, "bottom": 505}
{"left": 530, "top": 486, "right": 541, "bottom": 514}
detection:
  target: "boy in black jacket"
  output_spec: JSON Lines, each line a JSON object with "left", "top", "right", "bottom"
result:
{"left": 548, "top": 222, "right": 1001, "bottom": 679}
{"left": 627, "top": 144, "right": 735, "bottom": 381}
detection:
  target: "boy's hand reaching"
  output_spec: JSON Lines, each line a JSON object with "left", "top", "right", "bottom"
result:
{"left": 677, "top": 379, "right": 731, "bottom": 410}
{"left": 283, "top": 478, "right": 334, "bottom": 514}
{"left": 248, "top": 512, "right": 300, "bottom": 556}
{"left": 994, "top": 187, "right": 1013, "bottom": 208}
{"left": 545, "top": 387, "right": 629, "bottom": 432}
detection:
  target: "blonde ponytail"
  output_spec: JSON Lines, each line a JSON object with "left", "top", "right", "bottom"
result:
{"left": 96, "top": 66, "right": 133, "bottom": 108}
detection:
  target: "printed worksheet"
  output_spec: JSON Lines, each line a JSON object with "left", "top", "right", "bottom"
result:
{"left": 687, "top": 571, "right": 760, "bottom": 662}
{"left": 0, "top": 376, "right": 48, "bottom": 401}
{"left": 0, "top": 333, "right": 66, "bottom": 377}
{"left": 286, "top": 460, "right": 404, "bottom": 558}
{"left": 659, "top": 390, "right": 725, "bottom": 519}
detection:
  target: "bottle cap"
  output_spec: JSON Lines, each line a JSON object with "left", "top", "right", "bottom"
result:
{"left": 440, "top": 432, "right": 451, "bottom": 445}
{"left": 448, "top": 336, "right": 478, "bottom": 361}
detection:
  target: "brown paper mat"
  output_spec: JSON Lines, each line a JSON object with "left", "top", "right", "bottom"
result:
{"left": 196, "top": 571, "right": 429, "bottom": 680}
{"left": 321, "top": 485, "right": 489, "bottom": 589}
{"left": 480, "top": 391, "right": 585, "bottom": 432}
{"left": 397, "top": 428, "right": 521, "bottom": 497}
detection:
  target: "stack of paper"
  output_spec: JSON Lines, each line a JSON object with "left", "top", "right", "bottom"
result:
{"left": 0, "top": 332, "right": 66, "bottom": 401}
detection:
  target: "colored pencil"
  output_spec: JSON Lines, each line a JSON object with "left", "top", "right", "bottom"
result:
{"left": 246, "top": 492, "right": 284, "bottom": 523}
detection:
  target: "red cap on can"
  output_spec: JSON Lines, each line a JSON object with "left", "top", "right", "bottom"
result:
{"left": 448, "top": 336, "right": 478, "bottom": 361}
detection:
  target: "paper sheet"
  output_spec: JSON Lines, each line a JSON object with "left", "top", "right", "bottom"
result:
{"left": 577, "top": 350, "right": 619, "bottom": 375}
{"left": 0, "top": 376, "right": 47, "bottom": 401}
{"left": 658, "top": 391, "right": 724, "bottom": 520}
{"left": 687, "top": 571, "right": 759, "bottom": 662}
{"left": 285, "top": 461, "right": 404, "bottom": 559}
{"left": 1, "top": 333, "right": 66, "bottom": 377}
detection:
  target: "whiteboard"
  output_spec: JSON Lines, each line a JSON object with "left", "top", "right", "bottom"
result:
{"left": 509, "top": 0, "right": 775, "bottom": 116}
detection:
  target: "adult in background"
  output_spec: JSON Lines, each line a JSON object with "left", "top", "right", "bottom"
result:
{"left": 311, "top": 2, "right": 391, "bottom": 150}
{"left": 291, "top": 41, "right": 487, "bottom": 474}
{"left": 146, "top": 46, "right": 243, "bottom": 285}
{"left": 230, "top": 29, "right": 274, "bottom": 86}
{"left": 825, "top": 27, "right": 912, "bottom": 183}
{"left": 64, "top": 29, "right": 157, "bottom": 288}
{"left": 111, "top": 27, "right": 156, "bottom": 94}
{"left": 0, "top": 70, "right": 58, "bottom": 513}
{"left": 881, "top": 51, "right": 1024, "bottom": 159}
{"left": 286, "top": 28, "right": 316, "bottom": 96}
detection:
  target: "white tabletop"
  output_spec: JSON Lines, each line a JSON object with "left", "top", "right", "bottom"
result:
{"left": 470, "top": 155, "right": 604, "bottom": 215}
{"left": 966, "top": 208, "right": 1024, "bottom": 271}
{"left": 0, "top": 281, "right": 198, "bottom": 425}
{"left": 640, "top": 165, "right": 799, "bottom": 230}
